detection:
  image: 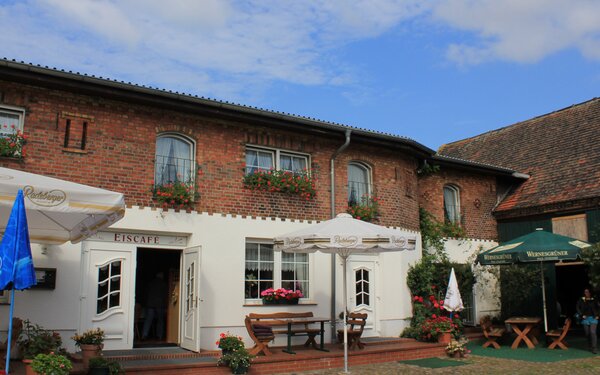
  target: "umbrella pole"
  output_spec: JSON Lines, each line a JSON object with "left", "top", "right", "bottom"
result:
{"left": 342, "top": 255, "right": 349, "bottom": 373}
{"left": 540, "top": 262, "right": 548, "bottom": 332}
{"left": 5, "top": 288, "right": 15, "bottom": 374}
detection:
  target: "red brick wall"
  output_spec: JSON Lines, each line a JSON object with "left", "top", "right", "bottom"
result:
{"left": 0, "top": 80, "right": 420, "bottom": 230}
{"left": 418, "top": 168, "right": 498, "bottom": 240}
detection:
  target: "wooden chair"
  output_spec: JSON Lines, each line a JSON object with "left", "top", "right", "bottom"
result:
{"left": 244, "top": 316, "right": 275, "bottom": 356}
{"left": 337, "top": 312, "right": 367, "bottom": 350}
{"left": 480, "top": 316, "right": 505, "bottom": 349}
{"left": 0, "top": 317, "right": 23, "bottom": 361}
{"left": 546, "top": 318, "right": 571, "bottom": 350}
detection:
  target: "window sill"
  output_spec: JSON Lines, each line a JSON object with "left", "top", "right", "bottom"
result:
{"left": 243, "top": 301, "right": 318, "bottom": 307}
{"left": 62, "top": 148, "right": 88, "bottom": 154}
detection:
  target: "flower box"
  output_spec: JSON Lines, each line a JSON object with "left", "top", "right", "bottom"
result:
{"left": 0, "top": 129, "right": 28, "bottom": 159}
{"left": 260, "top": 288, "right": 303, "bottom": 305}
{"left": 262, "top": 298, "right": 299, "bottom": 305}
{"left": 152, "top": 181, "right": 199, "bottom": 209}
{"left": 243, "top": 170, "right": 316, "bottom": 200}
{"left": 347, "top": 195, "right": 381, "bottom": 222}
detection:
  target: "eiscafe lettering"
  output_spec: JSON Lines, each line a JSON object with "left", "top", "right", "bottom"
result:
{"left": 23, "top": 186, "right": 66, "bottom": 207}
{"left": 114, "top": 233, "right": 160, "bottom": 244}
{"left": 526, "top": 251, "right": 569, "bottom": 258}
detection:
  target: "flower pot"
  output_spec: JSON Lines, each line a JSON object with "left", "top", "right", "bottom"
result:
{"left": 88, "top": 367, "right": 111, "bottom": 375}
{"left": 262, "top": 299, "right": 279, "bottom": 305}
{"left": 22, "top": 359, "right": 36, "bottom": 375}
{"left": 231, "top": 364, "right": 250, "bottom": 374}
{"left": 437, "top": 331, "right": 452, "bottom": 344}
{"left": 452, "top": 351, "right": 461, "bottom": 358}
{"left": 284, "top": 298, "right": 299, "bottom": 305}
{"left": 80, "top": 344, "right": 103, "bottom": 368}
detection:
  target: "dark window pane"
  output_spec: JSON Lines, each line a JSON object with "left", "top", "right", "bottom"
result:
{"left": 363, "top": 270, "right": 369, "bottom": 282}
{"left": 97, "top": 281, "right": 108, "bottom": 298}
{"left": 364, "top": 294, "right": 370, "bottom": 305}
{"left": 111, "top": 261, "right": 121, "bottom": 276}
{"left": 97, "top": 297, "right": 107, "bottom": 314}
{"left": 110, "top": 277, "right": 121, "bottom": 292}
{"left": 98, "top": 265, "right": 109, "bottom": 282}
{"left": 109, "top": 292, "right": 120, "bottom": 308}
{"left": 259, "top": 269, "right": 273, "bottom": 280}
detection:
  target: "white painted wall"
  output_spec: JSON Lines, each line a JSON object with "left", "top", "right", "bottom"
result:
{"left": 1, "top": 206, "right": 422, "bottom": 352}
{"left": 0, "top": 242, "right": 83, "bottom": 352}
{"left": 444, "top": 238, "right": 501, "bottom": 324}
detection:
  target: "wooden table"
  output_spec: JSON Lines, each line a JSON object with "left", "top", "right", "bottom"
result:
{"left": 505, "top": 317, "right": 542, "bottom": 349}
{"left": 280, "top": 317, "right": 330, "bottom": 354}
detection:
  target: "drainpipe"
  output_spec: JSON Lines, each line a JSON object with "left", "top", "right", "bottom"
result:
{"left": 330, "top": 129, "right": 351, "bottom": 340}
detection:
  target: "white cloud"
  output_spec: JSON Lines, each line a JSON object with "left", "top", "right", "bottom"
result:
{"left": 432, "top": 0, "right": 600, "bottom": 64}
{"left": 0, "top": 0, "right": 598, "bottom": 101}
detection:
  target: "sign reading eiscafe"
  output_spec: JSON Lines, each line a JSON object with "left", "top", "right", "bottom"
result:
{"left": 89, "top": 231, "right": 187, "bottom": 246}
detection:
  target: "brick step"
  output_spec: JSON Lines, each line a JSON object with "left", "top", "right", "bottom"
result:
{"left": 103, "top": 348, "right": 218, "bottom": 362}
{"left": 114, "top": 339, "right": 447, "bottom": 374}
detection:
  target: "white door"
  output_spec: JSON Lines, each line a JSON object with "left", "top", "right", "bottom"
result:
{"left": 347, "top": 257, "right": 377, "bottom": 337}
{"left": 80, "top": 242, "right": 135, "bottom": 350}
{"left": 180, "top": 246, "right": 201, "bottom": 351}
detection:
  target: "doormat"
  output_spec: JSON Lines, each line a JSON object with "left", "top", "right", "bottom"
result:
{"left": 399, "top": 357, "right": 467, "bottom": 368}
{"left": 469, "top": 337, "right": 596, "bottom": 362}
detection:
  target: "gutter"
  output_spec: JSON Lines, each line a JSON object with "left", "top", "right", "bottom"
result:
{"left": 329, "top": 129, "right": 351, "bottom": 340}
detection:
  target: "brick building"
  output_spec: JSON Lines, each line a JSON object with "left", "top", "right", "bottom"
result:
{"left": 0, "top": 58, "right": 560, "bottom": 351}
{"left": 0, "top": 59, "right": 440, "bottom": 352}
{"left": 438, "top": 98, "right": 600, "bottom": 325}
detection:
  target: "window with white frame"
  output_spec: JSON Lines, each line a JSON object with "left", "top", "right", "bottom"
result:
{"left": 355, "top": 268, "right": 370, "bottom": 307}
{"left": 245, "top": 241, "right": 309, "bottom": 300}
{"left": 245, "top": 147, "right": 308, "bottom": 174}
{"left": 97, "top": 260, "right": 122, "bottom": 314}
{"left": 348, "top": 162, "right": 371, "bottom": 205}
{"left": 443, "top": 184, "right": 461, "bottom": 224}
{"left": 0, "top": 106, "right": 24, "bottom": 137}
{"left": 155, "top": 134, "right": 195, "bottom": 185}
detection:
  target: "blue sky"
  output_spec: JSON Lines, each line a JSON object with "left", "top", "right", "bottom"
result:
{"left": 1, "top": 0, "right": 599, "bottom": 150}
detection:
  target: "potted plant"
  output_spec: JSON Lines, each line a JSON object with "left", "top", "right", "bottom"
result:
{"left": 260, "top": 288, "right": 303, "bottom": 304}
{"left": 18, "top": 320, "right": 64, "bottom": 375}
{"left": 88, "top": 356, "right": 124, "bottom": 375}
{"left": 71, "top": 327, "right": 105, "bottom": 368}
{"left": 216, "top": 332, "right": 245, "bottom": 356}
{"left": 31, "top": 352, "right": 72, "bottom": 375}
{"left": 419, "top": 315, "right": 457, "bottom": 344}
{"left": 217, "top": 348, "right": 254, "bottom": 374}
{"left": 445, "top": 338, "right": 469, "bottom": 358}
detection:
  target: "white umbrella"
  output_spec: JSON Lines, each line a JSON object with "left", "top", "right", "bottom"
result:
{"left": 274, "top": 213, "right": 416, "bottom": 373}
{"left": 443, "top": 268, "right": 464, "bottom": 317}
{"left": 0, "top": 167, "right": 125, "bottom": 244}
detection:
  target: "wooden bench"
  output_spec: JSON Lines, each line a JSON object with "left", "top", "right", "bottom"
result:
{"left": 546, "top": 318, "right": 571, "bottom": 350}
{"left": 480, "top": 317, "right": 505, "bottom": 349}
{"left": 337, "top": 312, "right": 367, "bottom": 350}
{"left": 245, "top": 312, "right": 323, "bottom": 356}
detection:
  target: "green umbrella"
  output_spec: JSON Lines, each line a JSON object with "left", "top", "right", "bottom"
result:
{"left": 477, "top": 229, "right": 591, "bottom": 331}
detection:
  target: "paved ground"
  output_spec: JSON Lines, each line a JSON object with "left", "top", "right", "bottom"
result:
{"left": 284, "top": 355, "right": 600, "bottom": 374}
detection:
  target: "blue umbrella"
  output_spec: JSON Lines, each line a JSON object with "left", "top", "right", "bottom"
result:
{"left": 0, "top": 190, "right": 36, "bottom": 374}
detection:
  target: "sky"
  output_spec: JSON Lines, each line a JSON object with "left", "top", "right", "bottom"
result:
{"left": 1, "top": 0, "right": 599, "bottom": 150}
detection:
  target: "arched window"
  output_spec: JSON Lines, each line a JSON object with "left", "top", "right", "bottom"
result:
{"left": 443, "top": 185, "right": 461, "bottom": 224}
{"left": 155, "top": 134, "right": 195, "bottom": 185}
{"left": 348, "top": 162, "right": 371, "bottom": 205}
